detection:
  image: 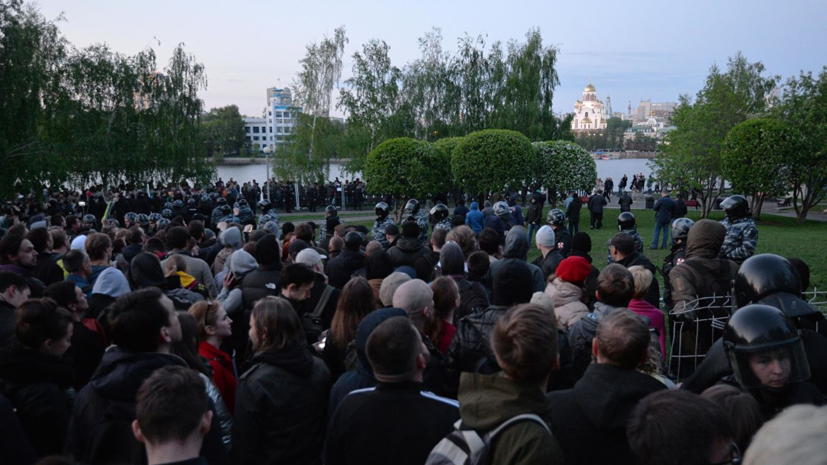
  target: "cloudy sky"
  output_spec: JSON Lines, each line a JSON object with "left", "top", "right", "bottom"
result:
{"left": 38, "top": 0, "right": 827, "bottom": 118}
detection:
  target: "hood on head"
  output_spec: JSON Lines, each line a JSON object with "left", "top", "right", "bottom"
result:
{"left": 503, "top": 226, "right": 529, "bottom": 260}
{"left": 440, "top": 242, "right": 465, "bottom": 276}
{"left": 470, "top": 202, "right": 479, "bottom": 211}
{"left": 685, "top": 220, "right": 727, "bottom": 259}
{"left": 92, "top": 267, "right": 132, "bottom": 297}
{"left": 230, "top": 249, "right": 258, "bottom": 278}
{"left": 130, "top": 253, "right": 167, "bottom": 288}
{"left": 220, "top": 227, "right": 243, "bottom": 250}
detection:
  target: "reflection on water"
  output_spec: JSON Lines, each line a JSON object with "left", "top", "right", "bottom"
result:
{"left": 215, "top": 158, "right": 656, "bottom": 187}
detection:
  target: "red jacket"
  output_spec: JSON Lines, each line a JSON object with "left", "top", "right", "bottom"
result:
{"left": 198, "top": 341, "right": 237, "bottom": 414}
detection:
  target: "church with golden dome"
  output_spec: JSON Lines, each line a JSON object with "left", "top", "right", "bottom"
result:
{"left": 572, "top": 81, "right": 608, "bottom": 131}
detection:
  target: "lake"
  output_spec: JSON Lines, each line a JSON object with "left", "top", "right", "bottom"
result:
{"left": 215, "top": 157, "right": 656, "bottom": 187}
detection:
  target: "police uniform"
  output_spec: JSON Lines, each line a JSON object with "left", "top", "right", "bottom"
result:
{"left": 237, "top": 205, "right": 254, "bottom": 224}
{"left": 372, "top": 217, "right": 397, "bottom": 249}
{"left": 220, "top": 214, "right": 241, "bottom": 224}
{"left": 720, "top": 217, "right": 758, "bottom": 264}
{"left": 210, "top": 206, "right": 225, "bottom": 229}
{"left": 433, "top": 219, "right": 452, "bottom": 233}
{"left": 414, "top": 210, "right": 429, "bottom": 243}
{"left": 663, "top": 243, "right": 688, "bottom": 309}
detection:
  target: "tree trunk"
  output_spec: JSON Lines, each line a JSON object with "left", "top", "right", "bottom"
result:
{"left": 752, "top": 195, "right": 764, "bottom": 221}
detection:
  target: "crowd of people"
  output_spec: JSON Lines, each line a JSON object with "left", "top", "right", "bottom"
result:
{"left": 0, "top": 179, "right": 825, "bottom": 465}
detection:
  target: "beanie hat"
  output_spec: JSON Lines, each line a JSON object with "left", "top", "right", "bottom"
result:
{"left": 556, "top": 256, "right": 591, "bottom": 285}
{"left": 366, "top": 250, "right": 394, "bottom": 281}
{"left": 130, "top": 252, "right": 167, "bottom": 288}
{"left": 379, "top": 272, "right": 411, "bottom": 307}
{"left": 254, "top": 234, "right": 282, "bottom": 268}
{"left": 401, "top": 221, "right": 420, "bottom": 239}
{"left": 571, "top": 232, "right": 592, "bottom": 253}
{"left": 288, "top": 239, "right": 310, "bottom": 258}
{"left": 384, "top": 224, "right": 400, "bottom": 236}
{"left": 536, "top": 225, "right": 556, "bottom": 247}
{"left": 492, "top": 260, "right": 534, "bottom": 306}
{"left": 440, "top": 242, "right": 465, "bottom": 276}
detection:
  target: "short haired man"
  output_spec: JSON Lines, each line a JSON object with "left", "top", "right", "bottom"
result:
{"left": 0, "top": 235, "right": 38, "bottom": 279}
{"left": 133, "top": 366, "right": 213, "bottom": 465}
{"left": 66, "top": 288, "right": 227, "bottom": 465}
{"left": 325, "top": 231, "right": 365, "bottom": 289}
{"left": 63, "top": 249, "right": 93, "bottom": 298}
{"left": 84, "top": 232, "right": 112, "bottom": 287}
{"left": 28, "top": 227, "right": 64, "bottom": 286}
{"left": 161, "top": 226, "right": 217, "bottom": 298}
{"left": 548, "top": 310, "right": 666, "bottom": 465}
{"left": 325, "top": 317, "right": 459, "bottom": 465}
{"left": 292, "top": 250, "right": 341, "bottom": 343}
{"left": 627, "top": 390, "right": 737, "bottom": 465}
{"left": 456, "top": 304, "right": 564, "bottom": 463}
{"left": 414, "top": 228, "right": 446, "bottom": 282}
{"left": 387, "top": 221, "right": 430, "bottom": 269}
{"left": 0, "top": 271, "right": 31, "bottom": 347}
{"left": 608, "top": 232, "right": 660, "bottom": 308}
{"left": 533, "top": 225, "right": 563, "bottom": 281}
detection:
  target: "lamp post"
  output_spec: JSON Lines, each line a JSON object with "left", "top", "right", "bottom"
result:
{"left": 263, "top": 145, "right": 272, "bottom": 201}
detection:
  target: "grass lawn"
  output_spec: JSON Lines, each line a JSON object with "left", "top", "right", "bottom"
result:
{"left": 294, "top": 207, "right": 827, "bottom": 292}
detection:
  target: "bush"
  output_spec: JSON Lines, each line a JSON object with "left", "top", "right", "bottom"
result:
{"left": 534, "top": 141, "right": 596, "bottom": 203}
{"left": 451, "top": 129, "right": 534, "bottom": 196}
{"left": 365, "top": 137, "right": 450, "bottom": 200}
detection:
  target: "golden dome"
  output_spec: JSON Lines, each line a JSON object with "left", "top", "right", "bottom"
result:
{"left": 581, "top": 117, "right": 593, "bottom": 124}
{"left": 584, "top": 84, "right": 596, "bottom": 92}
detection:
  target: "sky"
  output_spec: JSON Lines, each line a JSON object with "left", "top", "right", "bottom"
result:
{"left": 36, "top": 0, "right": 827, "bottom": 119}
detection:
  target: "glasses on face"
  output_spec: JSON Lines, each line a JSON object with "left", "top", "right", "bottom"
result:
{"left": 710, "top": 443, "right": 741, "bottom": 465}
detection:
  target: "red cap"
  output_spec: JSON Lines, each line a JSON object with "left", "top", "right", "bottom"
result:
{"left": 556, "top": 256, "right": 591, "bottom": 285}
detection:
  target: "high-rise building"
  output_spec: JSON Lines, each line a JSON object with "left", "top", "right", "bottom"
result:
{"left": 243, "top": 86, "right": 301, "bottom": 151}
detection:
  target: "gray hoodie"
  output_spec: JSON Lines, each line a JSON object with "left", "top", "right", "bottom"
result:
{"left": 486, "top": 226, "right": 545, "bottom": 293}
{"left": 217, "top": 250, "right": 258, "bottom": 317}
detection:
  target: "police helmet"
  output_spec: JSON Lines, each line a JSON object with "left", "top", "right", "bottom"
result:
{"left": 187, "top": 198, "right": 196, "bottom": 206}
{"left": 723, "top": 304, "right": 810, "bottom": 390}
{"left": 493, "top": 201, "right": 509, "bottom": 217}
{"left": 325, "top": 205, "right": 338, "bottom": 217}
{"left": 735, "top": 254, "right": 801, "bottom": 306}
{"left": 217, "top": 197, "right": 227, "bottom": 206}
{"left": 173, "top": 200, "right": 184, "bottom": 209}
{"left": 258, "top": 199, "right": 271, "bottom": 209}
{"left": 671, "top": 218, "right": 695, "bottom": 241}
{"left": 430, "top": 203, "right": 449, "bottom": 223}
{"left": 404, "top": 199, "right": 420, "bottom": 215}
{"left": 721, "top": 195, "right": 750, "bottom": 219}
{"left": 617, "top": 212, "right": 636, "bottom": 231}
{"left": 161, "top": 209, "right": 173, "bottom": 219}
{"left": 238, "top": 199, "right": 248, "bottom": 207}
{"left": 137, "top": 214, "right": 150, "bottom": 227}
{"left": 103, "top": 219, "right": 120, "bottom": 228}
{"left": 201, "top": 195, "right": 211, "bottom": 203}
{"left": 164, "top": 202, "right": 173, "bottom": 210}
{"left": 82, "top": 214, "right": 96, "bottom": 224}
{"left": 344, "top": 231, "right": 364, "bottom": 250}
{"left": 149, "top": 213, "right": 162, "bottom": 222}
{"left": 375, "top": 202, "right": 390, "bottom": 218}
{"left": 124, "top": 212, "right": 138, "bottom": 223}
{"left": 221, "top": 205, "right": 231, "bottom": 214}
{"left": 260, "top": 214, "right": 272, "bottom": 224}
{"left": 547, "top": 208, "right": 566, "bottom": 227}
{"left": 156, "top": 218, "right": 171, "bottom": 230}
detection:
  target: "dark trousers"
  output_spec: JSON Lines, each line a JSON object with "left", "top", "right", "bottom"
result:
{"left": 590, "top": 212, "right": 603, "bottom": 229}
{"left": 568, "top": 221, "right": 580, "bottom": 235}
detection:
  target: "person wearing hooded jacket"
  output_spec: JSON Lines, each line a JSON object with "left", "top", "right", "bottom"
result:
{"left": 544, "top": 256, "right": 592, "bottom": 330}
{"left": 240, "top": 234, "right": 282, "bottom": 309}
{"left": 233, "top": 297, "right": 330, "bottom": 465}
{"left": 532, "top": 226, "right": 564, "bottom": 282}
{"left": 325, "top": 232, "right": 366, "bottom": 290}
{"left": 211, "top": 226, "right": 243, "bottom": 277}
{"left": 86, "top": 266, "right": 131, "bottom": 322}
{"left": 465, "top": 202, "right": 485, "bottom": 235}
{"left": 130, "top": 252, "right": 204, "bottom": 310}
{"left": 608, "top": 233, "right": 661, "bottom": 309}
{"left": 216, "top": 249, "right": 258, "bottom": 365}
{"left": 485, "top": 226, "right": 546, "bottom": 294}
{"left": 440, "top": 242, "right": 489, "bottom": 322}
{"left": 547, "top": 310, "right": 666, "bottom": 465}
{"left": 387, "top": 222, "right": 431, "bottom": 269}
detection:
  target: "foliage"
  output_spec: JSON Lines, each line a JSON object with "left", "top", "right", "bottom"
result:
{"left": 202, "top": 105, "right": 246, "bottom": 157}
{"left": 722, "top": 118, "right": 797, "bottom": 219}
{"left": 433, "top": 137, "right": 464, "bottom": 160}
{"left": 772, "top": 67, "right": 827, "bottom": 222}
{"left": 623, "top": 131, "right": 658, "bottom": 151}
{"left": 534, "top": 141, "right": 596, "bottom": 205}
{"left": 274, "top": 114, "right": 343, "bottom": 184}
{"left": 451, "top": 129, "right": 534, "bottom": 196}
{"left": 364, "top": 137, "right": 449, "bottom": 201}
{"left": 576, "top": 117, "right": 631, "bottom": 151}
{"left": 650, "top": 52, "right": 779, "bottom": 217}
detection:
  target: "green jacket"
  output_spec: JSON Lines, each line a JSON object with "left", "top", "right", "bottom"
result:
{"left": 458, "top": 372, "right": 564, "bottom": 465}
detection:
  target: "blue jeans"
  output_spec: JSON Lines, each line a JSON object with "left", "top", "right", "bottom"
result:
{"left": 528, "top": 223, "right": 539, "bottom": 243}
{"left": 652, "top": 221, "right": 670, "bottom": 249}
{"left": 568, "top": 221, "right": 579, "bottom": 235}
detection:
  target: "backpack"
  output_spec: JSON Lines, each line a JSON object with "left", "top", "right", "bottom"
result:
{"left": 301, "top": 285, "right": 334, "bottom": 343}
{"left": 426, "top": 414, "right": 551, "bottom": 465}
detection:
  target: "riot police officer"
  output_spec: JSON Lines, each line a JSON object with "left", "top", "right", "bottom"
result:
{"left": 721, "top": 304, "right": 823, "bottom": 420}
{"left": 403, "top": 199, "right": 429, "bottom": 244}
{"left": 719, "top": 195, "right": 758, "bottom": 264}
{"left": 607, "top": 212, "right": 644, "bottom": 264}
{"left": 546, "top": 208, "right": 572, "bottom": 258}
{"left": 211, "top": 198, "right": 227, "bottom": 229}
{"left": 371, "top": 202, "right": 396, "bottom": 249}
{"left": 235, "top": 199, "right": 254, "bottom": 225}
{"left": 430, "top": 203, "right": 451, "bottom": 233}
{"left": 663, "top": 218, "right": 694, "bottom": 309}
{"left": 318, "top": 205, "right": 339, "bottom": 246}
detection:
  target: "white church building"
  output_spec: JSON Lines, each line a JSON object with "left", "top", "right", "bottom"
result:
{"left": 571, "top": 82, "right": 609, "bottom": 132}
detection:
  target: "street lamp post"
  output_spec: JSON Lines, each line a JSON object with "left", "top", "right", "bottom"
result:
{"left": 263, "top": 145, "right": 272, "bottom": 201}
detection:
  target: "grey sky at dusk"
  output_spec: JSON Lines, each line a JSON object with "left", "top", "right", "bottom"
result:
{"left": 37, "top": 0, "right": 826, "bottom": 118}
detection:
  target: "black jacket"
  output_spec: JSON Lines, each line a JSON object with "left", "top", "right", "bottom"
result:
{"left": 387, "top": 237, "right": 430, "bottom": 269}
{"left": 526, "top": 201, "right": 543, "bottom": 225}
{"left": 325, "top": 381, "right": 459, "bottom": 465}
{"left": 566, "top": 196, "right": 583, "bottom": 223}
{"left": 0, "top": 346, "right": 75, "bottom": 457}
{"left": 588, "top": 194, "right": 607, "bottom": 214}
{"left": 618, "top": 193, "right": 633, "bottom": 212}
{"left": 452, "top": 277, "right": 490, "bottom": 322}
{"left": 66, "top": 320, "right": 105, "bottom": 389}
{"left": 554, "top": 226, "right": 572, "bottom": 258}
{"left": 0, "top": 392, "right": 38, "bottom": 465}
{"left": 241, "top": 263, "right": 282, "bottom": 310}
{"left": 547, "top": 364, "right": 667, "bottom": 465}
{"left": 66, "top": 348, "right": 228, "bottom": 465}
{"left": 533, "top": 249, "right": 564, "bottom": 282}
{"left": 616, "top": 252, "right": 660, "bottom": 309}
{"left": 233, "top": 346, "right": 331, "bottom": 465}
{"left": 325, "top": 249, "right": 365, "bottom": 289}
{"left": 34, "top": 252, "right": 64, "bottom": 286}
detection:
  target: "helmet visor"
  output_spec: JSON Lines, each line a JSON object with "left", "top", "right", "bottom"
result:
{"left": 729, "top": 340, "right": 811, "bottom": 389}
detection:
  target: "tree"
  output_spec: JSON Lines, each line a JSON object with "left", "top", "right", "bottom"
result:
{"left": 534, "top": 141, "right": 596, "bottom": 206}
{"left": 364, "top": 137, "right": 450, "bottom": 219}
{"left": 650, "top": 52, "right": 779, "bottom": 217}
{"left": 722, "top": 118, "right": 797, "bottom": 219}
{"left": 401, "top": 28, "right": 454, "bottom": 140}
{"left": 274, "top": 114, "right": 344, "bottom": 184}
{"left": 772, "top": 67, "right": 827, "bottom": 223}
{"left": 289, "top": 26, "right": 347, "bottom": 181}
{"left": 202, "top": 105, "right": 246, "bottom": 158}
{"left": 451, "top": 129, "right": 534, "bottom": 198}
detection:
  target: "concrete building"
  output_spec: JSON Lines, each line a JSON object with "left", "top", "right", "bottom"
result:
{"left": 633, "top": 100, "right": 677, "bottom": 125}
{"left": 243, "top": 87, "right": 300, "bottom": 151}
{"left": 572, "top": 82, "right": 609, "bottom": 132}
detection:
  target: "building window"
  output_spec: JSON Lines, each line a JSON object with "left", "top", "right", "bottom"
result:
{"left": 269, "top": 127, "right": 272, "bottom": 133}
{"left": 253, "top": 127, "right": 260, "bottom": 134}
{"left": 275, "top": 111, "right": 282, "bottom": 118}
{"left": 269, "top": 119, "right": 272, "bottom": 123}
{"left": 245, "top": 127, "right": 250, "bottom": 133}
{"left": 253, "top": 136, "right": 259, "bottom": 141}
{"left": 268, "top": 111, "right": 272, "bottom": 116}
{"left": 284, "top": 112, "right": 290, "bottom": 118}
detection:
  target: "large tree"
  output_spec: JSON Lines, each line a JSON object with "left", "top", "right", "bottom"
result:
{"left": 451, "top": 129, "right": 534, "bottom": 198}
{"left": 772, "top": 67, "right": 827, "bottom": 222}
{"left": 650, "top": 52, "right": 779, "bottom": 217}
{"left": 202, "top": 105, "right": 246, "bottom": 158}
{"left": 534, "top": 141, "right": 596, "bottom": 206}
